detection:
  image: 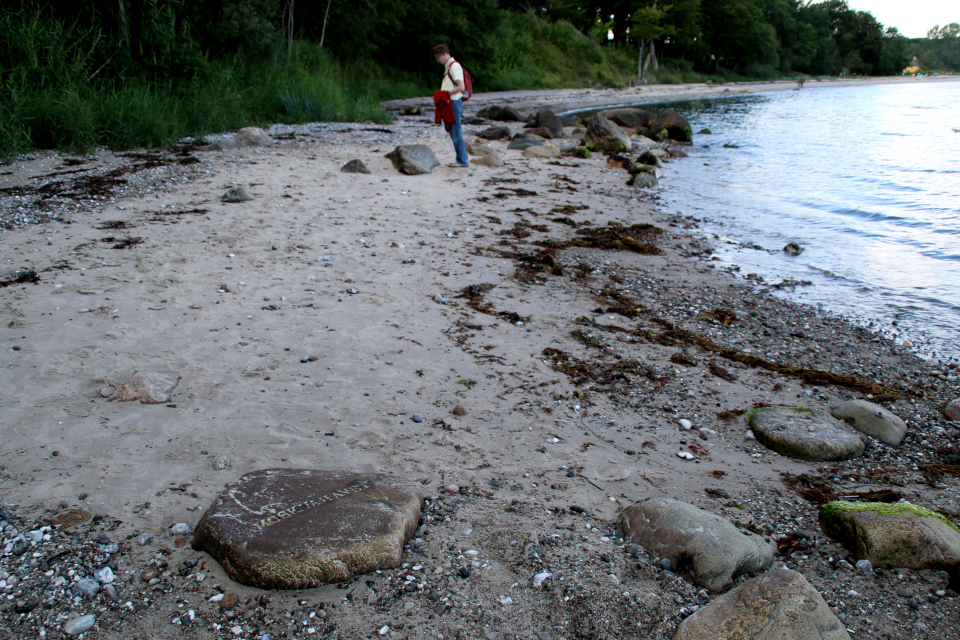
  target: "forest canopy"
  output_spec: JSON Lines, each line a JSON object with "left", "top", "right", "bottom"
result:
{"left": 1, "top": 0, "right": 957, "bottom": 154}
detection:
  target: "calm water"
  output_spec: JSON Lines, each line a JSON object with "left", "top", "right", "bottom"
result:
{"left": 645, "top": 81, "right": 960, "bottom": 362}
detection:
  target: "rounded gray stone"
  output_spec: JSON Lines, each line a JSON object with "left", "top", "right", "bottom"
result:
{"left": 64, "top": 614, "right": 96, "bottom": 636}
{"left": 672, "top": 568, "right": 849, "bottom": 640}
{"left": 748, "top": 407, "right": 863, "bottom": 461}
{"left": 619, "top": 498, "right": 776, "bottom": 593}
{"left": 830, "top": 399, "right": 906, "bottom": 446}
{"left": 385, "top": 145, "right": 440, "bottom": 175}
{"left": 192, "top": 469, "right": 422, "bottom": 589}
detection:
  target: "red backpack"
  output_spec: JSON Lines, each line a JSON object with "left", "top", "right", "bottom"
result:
{"left": 447, "top": 60, "right": 473, "bottom": 101}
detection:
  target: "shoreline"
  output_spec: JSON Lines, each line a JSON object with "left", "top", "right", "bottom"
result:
{"left": 0, "top": 96, "right": 959, "bottom": 638}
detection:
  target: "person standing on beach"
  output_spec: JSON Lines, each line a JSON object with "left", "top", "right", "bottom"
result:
{"left": 432, "top": 44, "right": 469, "bottom": 168}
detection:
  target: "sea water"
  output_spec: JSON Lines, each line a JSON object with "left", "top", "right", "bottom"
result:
{"left": 649, "top": 80, "right": 960, "bottom": 363}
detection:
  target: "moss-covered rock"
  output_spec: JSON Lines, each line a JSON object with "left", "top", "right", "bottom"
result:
{"left": 819, "top": 500, "right": 960, "bottom": 572}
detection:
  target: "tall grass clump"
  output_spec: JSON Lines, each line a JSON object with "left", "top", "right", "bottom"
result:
{"left": 0, "top": 7, "right": 402, "bottom": 156}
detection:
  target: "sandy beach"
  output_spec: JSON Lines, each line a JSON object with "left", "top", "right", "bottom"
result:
{"left": 1, "top": 79, "right": 959, "bottom": 639}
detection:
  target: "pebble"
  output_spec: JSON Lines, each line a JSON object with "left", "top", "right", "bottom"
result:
{"left": 676, "top": 451, "right": 694, "bottom": 460}
{"left": 95, "top": 566, "right": 115, "bottom": 583}
{"left": 445, "top": 484, "right": 460, "bottom": 494}
{"left": 64, "top": 614, "right": 96, "bottom": 636}
{"left": 140, "top": 568, "right": 160, "bottom": 581}
{"left": 679, "top": 419, "right": 692, "bottom": 429}
{"left": 855, "top": 559, "right": 874, "bottom": 575}
{"left": 103, "top": 583, "right": 117, "bottom": 601}
{"left": 170, "top": 522, "right": 193, "bottom": 535}
{"left": 434, "top": 294, "right": 449, "bottom": 304}
{"left": 402, "top": 258, "right": 416, "bottom": 264}
{"left": 412, "top": 414, "right": 424, "bottom": 423}
{"left": 75, "top": 577, "right": 100, "bottom": 598}
{"left": 452, "top": 404, "right": 467, "bottom": 416}
{"left": 138, "top": 533, "right": 154, "bottom": 546}
{"left": 896, "top": 587, "right": 915, "bottom": 598}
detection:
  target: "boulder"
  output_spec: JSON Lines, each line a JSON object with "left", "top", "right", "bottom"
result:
{"left": 522, "top": 145, "right": 560, "bottom": 159}
{"left": 783, "top": 242, "right": 804, "bottom": 256}
{"left": 467, "top": 140, "right": 495, "bottom": 156}
{"left": 819, "top": 500, "right": 960, "bottom": 572}
{"left": 672, "top": 568, "right": 850, "bottom": 640}
{"left": 748, "top": 407, "right": 864, "bottom": 461}
{"left": 385, "top": 145, "right": 440, "bottom": 175}
{"left": 584, "top": 114, "right": 631, "bottom": 153}
{"left": 559, "top": 116, "right": 580, "bottom": 127}
{"left": 478, "top": 126, "right": 511, "bottom": 141}
{"left": 340, "top": 159, "right": 371, "bottom": 174}
{"left": 476, "top": 105, "right": 525, "bottom": 122}
{"left": 235, "top": 127, "right": 272, "bottom": 146}
{"left": 529, "top": 109, "right": 563, "bottom": 138}
{"left": 630, "top": 173, "right": 659, "bottom": 189}
{"left": 507, "top": 138, "right": 545, "bottom": 151}
{"left": 472, "top": 152, "right": 505, "bottom": 167}
{"left": 607, "top": 154, "right": 634, "bottom": 171}
{"left": 650, "top": 109, "right": 693, "bottom": 142}
{"left": 637, "top": 150, "right": 663, "bottom": 168}
{"left": 192, "top": 469, "right": 422, "bottom": 589}
{"left": 619, "top": 498, "right": 776, "bottom": 593}
{"left": 222, "top": 186, "right": 253, "bottom": 203}
{"left": 529, "top": 126, "right": 558, "bottom": 140}
{"left": 107, "top": 371, "right": 179, "bottom": 404}
{"left": 601, "top": 107, "right": 657, "bottom": 130}
{"left": 829, "top": 399, "right": 907, "bottom": 446}
{"left": 943, "top": 398, "right": 960, "bottom": 421}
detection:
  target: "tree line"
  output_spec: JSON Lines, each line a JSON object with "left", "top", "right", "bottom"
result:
{"left": 1, "top": 1, "right": 957, "bottom": 154}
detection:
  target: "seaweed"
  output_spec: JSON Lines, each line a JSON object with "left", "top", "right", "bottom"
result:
{"left": 541, "top": 222, "right": 663, "bottom": 255}
{"left": 96, "top": 220, "right": 131, "bottom": 230}
{"left": 495, "top": 187, "right": 538, "bottom": 198}
{"left": 109, "top": 236, "right": 144, "bottom": 249}
{"left": 542, "top": 347, "right": 658, "bottom": 387}
{"left": 498, "top": 220, "right": 549, "bottom": 238}
{"left": 0, "top": 269, "right": 40, "bottom": 288}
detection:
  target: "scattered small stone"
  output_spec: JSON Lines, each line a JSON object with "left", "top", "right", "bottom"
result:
{"left": 412, "top": 414, "right": 424, "bottom": 423}
{"left": 222, "top": 186, "right": 253, "bottom": 203}
{"left": 452, "top": 404, "right": 467, "bottom": 416}
{"left": 63, "top": 614, "right": 96, "bottom": 636}
{"left": 445, "top": 484, "right": 460, "bottom": 494}
{"left": 170, "top": 522, "right": 193, "bottom": 536}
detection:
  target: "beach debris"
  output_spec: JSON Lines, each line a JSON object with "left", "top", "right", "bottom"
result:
{"left": 107, "top": 371, "right": 180, "bottom": 404}
{"left": 830, "top": 399, "right": 907, "bottom": 446}
{"left": 783, "top": 241, "right": 804, "bottom": 255}
{"left": 222, "top": 186, "right": 253, "bottom": 202}
{"left": 385, "top": 145, "right": 440, "bottom": 175}
{"left": 619, "top": 498, "right": 776, "bottom": 593}
{"left": 542, "top": 221, "right": 663, "bottom": 255}
{"left": 673, "top": 568, "right": 849, "bottom": 640}
{"left": 191, "top": 469, "right": 422, "bottom": 589}
{"left": 748, "top": 407, "right": 864, "bottom": 461}
{"left": 819, "top": 500, "right": 960, "bottom": 573}
{"left": 341, "top": 159, "right": 371, "bottom": 174}
{"left": 584, "top": 114, "right": 631, "bottom": 152}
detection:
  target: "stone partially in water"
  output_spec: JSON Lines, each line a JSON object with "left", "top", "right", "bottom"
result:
{"left": 107, "top": 371, "right": 179, "bottom": 404}
{"left": 829, "top": 399, "right": 907, "bottom": 446}
{"left": 748, "top": 407, "right": 863, "bottom": 461}
{"left": 192, "top": 469, "right": 422, "bottom": 589}
{"left": 672, "top": 568, "right": 849, "bottom": 640}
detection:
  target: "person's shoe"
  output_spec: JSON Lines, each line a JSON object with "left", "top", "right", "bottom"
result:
{"left": 447, "top": 163, "right": 469, "bottom": 168}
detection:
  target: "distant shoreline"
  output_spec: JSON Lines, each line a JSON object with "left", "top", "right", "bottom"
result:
{"left": 384, "top": 75, "right": 960, "bottom": 116}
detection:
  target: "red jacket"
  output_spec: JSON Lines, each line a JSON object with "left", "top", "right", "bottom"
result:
{"left": 434, "top": 91, "right": 454, "bottom": 132}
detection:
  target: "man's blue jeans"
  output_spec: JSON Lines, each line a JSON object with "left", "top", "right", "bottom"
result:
{"left": 450, "top": 98, "right": 468, "bottom": 166}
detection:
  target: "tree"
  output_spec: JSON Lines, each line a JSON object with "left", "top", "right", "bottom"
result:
{"left": 630, "top": 0, "right": 673, "bottom": 82}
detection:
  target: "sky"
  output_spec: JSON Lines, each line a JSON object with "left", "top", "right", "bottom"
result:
{"left": 842, "top": 0, "right": 958, "bottom": 38}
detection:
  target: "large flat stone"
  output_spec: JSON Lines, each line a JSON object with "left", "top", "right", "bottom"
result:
{"left": 385, "top": 145, "right": 439, "bottom": 175}
{"left": 829, "top": 399, "right": 906, "bottom": 446}
{"left": 619, "top": 498, "right": 776, "bottom": 593}
{"left": 749, "top": 407, "right": 863, "bottom": 461}
{"left": 673, "top": 568, "right": 849, "bottom": 640}
{"left": 192, "top": 469, "right": 422, "bottom": 589}
{"left": 819, "top": 500, "right": 960, "bottom": 572}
